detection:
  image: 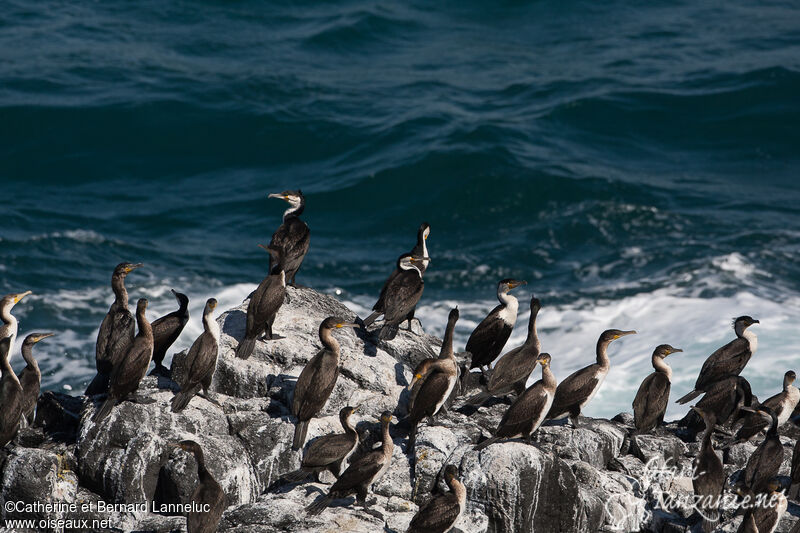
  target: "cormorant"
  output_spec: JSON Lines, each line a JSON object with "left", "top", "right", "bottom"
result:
{"left": 728, "top": 370, "right": 799, "bottom": 444}
{"left": 790, "top": 438, "right": 800, "bottom": 501}
{"left": 740, "top": 406, "right": 783, "bottom": 494}
{"left": 406, "top": 308, "right": 459, "bottom": 451}
{"left": 676, "top": 316, "right": 759, "bottom": 404}
{"left": 86, "top": 262, "right": 143, "bottom": 396}
{"left": 175, "top": 440, "right": 226, "bottom": 533}
{"left": 466, "top": 279, "right": 526, "bottom": 372}
{"left": 691, "top": 407, "right": 725, "bottom": 533}
{"left": 736, "top": 481, "right": 787, "bottom": 533}
{"left": 546, "top": 329, "right": 636, "bottom": 426}
{"left": 283, "top": 406, "right": 359, "bottom": 483}
{"left": 18, "top": 332, "right": 55, "bottom": 427}
{"left": 362, "top": 222, "right": 431, "bottom": 329}
{"left": 474, "top": 353, "right": 556, "bottom": 451}
{"left": 466, "top": 296, "right": 542, "bottom": 407}
{"left": 236, "top": 245, "right": 286, "bottom": 359}
{"left": 93, "top": 298, "right": 153, "bottom": 423}
{"left": 292, "top": 317, "right": 359, "bottom": 450}
{"left": 172, "top": 299, "right": 220, "bottom": 412}
{"left": 632, "top": 344, "right": 682, "bottom": 433}
{"left": 268, "top": 190, "right": 310, "bottom": 286}
{"left": 0, "top": 290, "right": 32, "bottom": 360}
{"left": 678, "top": 376, "right": 753, "bottom": 432}
{"left": 405, "top": 465, "right": 466, "bottom": 533}
{"left": 150, "top": 289, "right": 189, "bottom": 376}
{"left": 306, "top": 411, "right": 394, "bottom": 515}
{"left": 0, "top": 337, "right": 22, "bottom": 448}
{"left": 371, "top": 254, "right": 429, "bottom": 341}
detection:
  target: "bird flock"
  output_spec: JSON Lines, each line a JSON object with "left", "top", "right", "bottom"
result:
{"left": 1, "top": 189, "right": 798, "bottom": 533}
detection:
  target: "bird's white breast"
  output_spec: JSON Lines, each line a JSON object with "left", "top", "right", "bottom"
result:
{"left": 497, "top": 298, "right": 519, "bottom": 326}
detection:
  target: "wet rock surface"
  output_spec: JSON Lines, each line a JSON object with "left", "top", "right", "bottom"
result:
{"left": 1, "top": 286, "right": 799, "bottom": 532}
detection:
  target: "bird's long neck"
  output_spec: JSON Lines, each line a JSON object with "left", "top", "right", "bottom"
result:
{"left": 320, "top": 327, "right": 340, "bottom": 356}
{"left": 136, "top": 308, "right": 152, "bottom": 339}
{"left": 0, "top": 303, "right": 14, "bottom": 326}
{"left": 766, "top": 414, "right": 778, "bottom": 436}
{"left": 21, "top": 343, "right": 40, "bottom": 374}
{"left": 381, "top": 420, "right": 393, "bottom": 456}
{"left": 439, "top": 317, "right": 457, "bottom": 361}
{"left": 203, "top": 308, "right": 220, "bottom": 341}
{"left": 0, "top": 352, "right": 20, "bottom": 386}
{"left": 193, "top": 449, "right": 214, "bottom": 482}
{"left": 736, "top": 325, "right": 758, "bottom": 353}
{"left": 596, "top": 339, "right": 612, "bottom": 368}
{"left": 341, "top": 414, "right": 356, "bottom": 435}
{"left": 541, "top": 364, "right": 557, "bottom": 392}
{"left": 701, "top": 421, "right": 714, "bottom": 451}
{"left": 283, "top": 199, "right": 304, "bottom": 221}
{"left": 416, "top": 232, "right": 429, "bottom": 271}
{"left": 449, "top": 477, "right": 467, "bottom": 511}
{"left": 524, "top": 310, "right": 540, "bottom": 349}
{"left": 652, "top": 356, "right": 672, "bottom": 381}
{"left": 497, "top": 289, "right": 516, "bottom": 309}
{"left": 111, "top": 276, "right": 129, "bottom": 309}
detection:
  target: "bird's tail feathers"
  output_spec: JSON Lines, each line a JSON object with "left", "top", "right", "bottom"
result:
{"left": 236, "top": 337, "right": 256, "bottom": 359}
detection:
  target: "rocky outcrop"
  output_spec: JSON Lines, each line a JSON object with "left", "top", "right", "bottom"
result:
{"left": 1, "top": 286, "right": 799, "bottom": 532}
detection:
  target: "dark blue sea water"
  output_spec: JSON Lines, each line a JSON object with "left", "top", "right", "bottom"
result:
{"left": 2, "top": 0, "right": 800, "bottom": 418}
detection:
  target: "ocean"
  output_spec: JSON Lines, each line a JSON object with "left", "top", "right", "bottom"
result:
{"left": 2, "top": 0, "right": 799, "bottom": 419}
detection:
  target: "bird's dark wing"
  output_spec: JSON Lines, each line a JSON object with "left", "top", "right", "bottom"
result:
{"left": 407, "top": 493, "right": 460, "bottom": 533}
{"left": 409, "top": 371, "right": 452, "bottom": 422}
{"left": 466, "top": 306, "right": 512, "bottom": 367}
{"left": 695, "top": 338, "right": 751, "bottom": 389}
{"left": 633, "top": 372, "right": 670, "bottom": 431}
{"left": 96, "top": 308, "right": 135, "bottom": 367}
{"left": 548, "top": 364, "right": 601, "bottom": 418}
{"left": 108, "top": 337, "right": 153, "bottom": 398}
{"left": 303, "top": 433, "right": 357, "bottom": 467}
{"left": 496, "top": 382, "right": 548, "bottom": 437}
{"left": 253, "top": 275, "right": 285, "bottom": 323}
{"left": 382, "top": 271, "right": 424, "bottom": 324}
{"left": 17, "top": 367, "right": 39, "bottom": 416}
{"left": 489, "top": 345, "right": 537, "bottom": 393}
{"left": 181, "top": 332, "right": 218, "bottom": 389}
{"left": 330, "top": 451, "right": 384, "bottom": 493}
{"left": 271, "top": 218, "right": 310, "bottom": 275}
{"left": 743, "top": 439, "right": 783, "bottom": 490}
{"left": 373, "top": 268, "right": 400, "bottom": 312}
{"left": 293, "top": 350, "right": 339, "bottom": 420}
{"left": 188, "top": 479, "right": 226, "bottom": 533}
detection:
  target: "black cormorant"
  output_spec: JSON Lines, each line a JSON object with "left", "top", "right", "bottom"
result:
{"left": 150, "top": 289, "right": 189, "bottom": 376}
{"left": 467, "top": 296, "right": 541, "bottom": 406}
{"left": 86, "top": 262, "right": 143, "bottom": 395}
{"left": 292, "top": 316, "right": 359, "bottom": 450}
{"left": 546, "top": 329, "right": 636, "bottom": 426}
{"left": 678, "top": 376, "right": 754, "bottom": 432}
{"left": 236, "top": 245, "right": 286, "bottom": 359}
{"left": 17, "top": 332, "right": 55, "bottom": 426}
{"left": 374, "top": 254, "right": 429, "bottom": 341}
{"left": 736, "top": 481, "right": 787, "bottom": 533}
{"left": 466, "top": 279, "right": 526, "bottom": 372}
{"left": 93, "top": 298, "right": 153, "bottom": 423}
{"left": 0, "top": 290, "right": 32, "bottom": 360}
{"left": 175, "top": 440, "right": 227, "bottom": 533}
{"left": 632, "top": 344, "right": 682, "bottom": 433}
{"left": 268, "top": 190, "right": 310, "bottom": 286}
{"left": 474, "top": 353, "right": 556, "bottom": 450}
{"left": 405, "top": 465, "right": 466, "bottom": 533}
{"left": 283, "top": 406, "right": 359, "bottom": 483}
{"left": 790, "top": 438, "right": 800, "bottom": 501}
{"left": 406, "top": 308, "right": 459, "bottom": 451}
{"left": 172, "top": 299, "right": 220, "bottom": 412}
{"left": 691, "top": 406, "right": 725, "bottom": 533}
{"left": 740, "top": 406, "right": 783, "bottom": 494}
{"left": 0, "top": 337, "right": 22, "bottom": 448}
{"left": 677, "top": 316, "right": 759, "bottom": 404}
{"left": 728, "top": 370, "right": 798, "bottom": 444}
{"left": 305, "top": 411, "right": 394, "bottom": 515}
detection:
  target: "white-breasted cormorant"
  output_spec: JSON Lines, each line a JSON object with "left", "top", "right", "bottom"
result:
{"left": 0, "top": 337, "right": 22, "bottom": 448}
{"left": 172, "top": 298, "right": 220, "bottom": 412}
{"left": 17, "top": 332, "right": 55, "bottom": 427}
{"left": 86, "top": 262, "right": 143, "bottom": 396}
{"left": 93, "top": 298, "right": 153, "bottom": 423}
{"left": 465, "top": 279, "right": 526, "bottom": 372}
{"left": 283, "top": 405, "right": 360, "bottom": 483}
{"left": 373, "top": 254, "right": 429, "bottom": 341}
{"left": 405, "top": 465, "right": 466, "bottom": 533}
{"left": 406, "top": 308, "right": 459, "bottom": 451}
{"left": 740, "top": 406, "right": 783, "bottom": 494}
{"left": 292, "top": 316, "right": 359, "bottom": 450}
{"left": 236, "top": 245, "right": 286, "bottom": 359}
{"left": 546, "top": 329, "right": 636, "bottom": 426}
{"left": 632, "top": 344, "right": 682, "bottom": 433}
{"left": 150, "top": 289, "right": 189, "bottom": 376}
{"left": 474, "top": 353, "right": 556, "bottom": 450}
{"left": 467, "top": 296, "right": 541, "bottom": 406}
{"left": 691, "top": 406, "right": 725, "bottom": 533}
{"left": 0, "top": 290, "right": 32, "bottom": 361}
{"left": 268, "top": 190, "right": 310, "bottom": 286}
{"left": 305, "top": 411, "right": 394, "bottom": 515}
{"left": 175, "top": 440, "right": 227, "bottom": 533}
{"left": 677, "top": 316, "right": 759, "bottom": 404}
{"left": 728, "top": 370, "right": 799, "bottom": 445}
{"left": 362, "top": 223, "right": 431, "bottom": 329}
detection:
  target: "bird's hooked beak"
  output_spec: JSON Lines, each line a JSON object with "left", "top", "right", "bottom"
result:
{"left": 13, "top": 290, "right": 32, "bottom": 304}
{"left": 33, "top": 332, "right": 56, "bottom": 343}
{"left": 509, "top": 280, "right": 527, "bottom": 290}
{"left": 125, "top": 263, "right": 144, "bottom": 273}
{"left": 268, "top": 192, "right": 290, "bottom": 202}
{"left": 335, "top": 322, "right": 360, "bottom": 329}
{"left": 410, "top": 256, "right": 431, "bottom": 264}
{"left": 613, "top": 330, "right": 637, "bottom": 339}
{"left": 667, "top": 348, "right": 683, "bottom": 356}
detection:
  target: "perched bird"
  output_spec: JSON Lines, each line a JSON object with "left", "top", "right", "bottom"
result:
{"left": 740, "top": 407, "right": 783, "bottom": 494}
{"left": 466, "top": 279, "right": 526, "bottom": 375}
{"left": 306, "top": 411, "right": 395, "bottom": 515}
{"left": 0, "top": 290, "right": 32, "bottom": 361}
{"left": 467, "top": 296, "right": 542, "bottom": 406}
{"left": 86, "top": 262, "right": 143, "bottom": 396}
{"left": 790, "top": 438, "right": 800, "bottom": 501}
{"left": 93, "top": 298, "right": 154, "bottom": 423}
{"left": 267, "top": 189, "right": 310, "bottom": 286}
{"left": 283, "top": 406, "right": 360, "bottom": 483}
{"left": 676, "top": 316, "right": 759, "bottom": 404}
{"left": 691, "top": 407, "right": 725, "bottom": 533}
{"left": 172, "top": 299, "right": 220, "bottom": 413}
{"left": 678, "top": 376, "right": 754, "bottom": 432}
{"left": 632, "top": 344, "right": 682, "bottom": 433}
{"left": 292, "top": 317, "right": 359, "bottom": 450}
{"left": 376, "top": 254, "right": 429, "bottom": 341}
{"left": 175, "top": 440, "right": 226, "bottom": 533}
{"left": 405, "top": 465, "right": 466, "bottom": 533}
{"left": 736, "top": 481, "right": 787, "bottom": 533}
{"left": 474, "top": 353, "right": 556, "bottom": 450}
{"left": 149, "top": 289, "right": 189, "bottom": 376}
{"left": 728, "top": 370, "right": 799, "bottom": 445}
{"left": 236, "top": 245, "right": 286, "bottom": 359}
{"left": 547, "top": 329, "right": 636, "bottom": 426}
{"left": 362, "top": 222, "right": 431, "bottom": 329}
{"left": 406, "top": 308, "right": 459, "bottom": 451}
{"left": 17, "top": 332, "right": 55, "bottom": 427}
{"left": 0, "top": 337, "right": 23, "bottom": 448}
